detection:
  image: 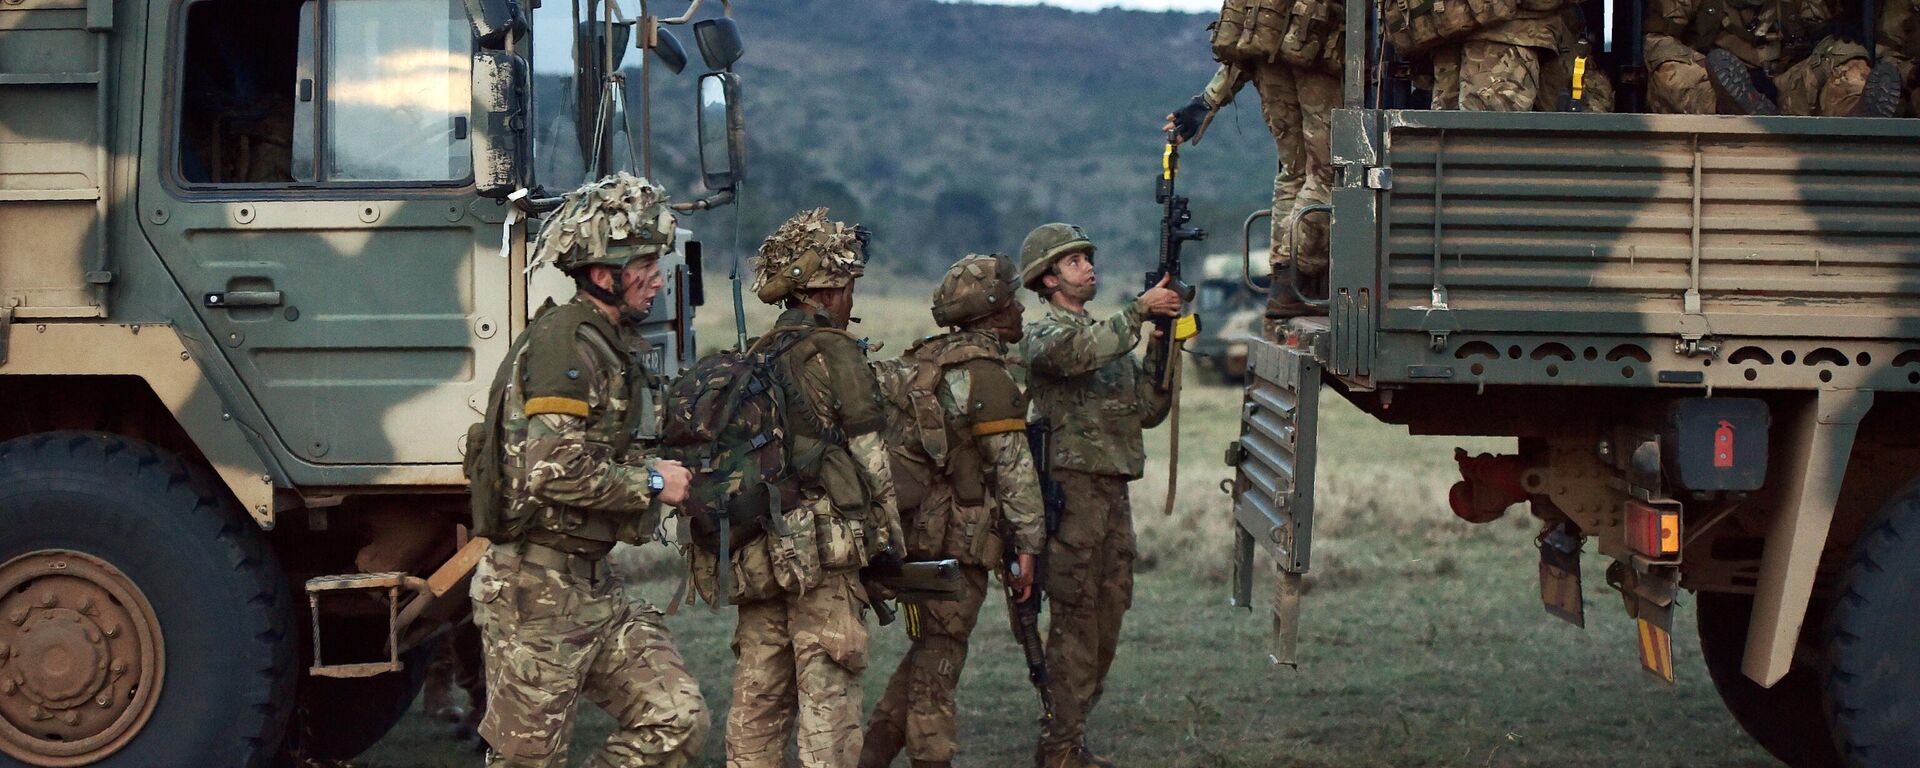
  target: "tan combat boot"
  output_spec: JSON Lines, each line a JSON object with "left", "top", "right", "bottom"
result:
{"left": 1035, "top": 744, "right": 1118, "bottom": 768}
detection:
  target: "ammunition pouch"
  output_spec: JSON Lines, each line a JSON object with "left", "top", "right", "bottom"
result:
{"left": 1385, "top": 0, "right": 1520, "bottom": 55}
{"left": 1276, "top": 0, "right": 1346, "bottom": 71}
{"left": 689, "top": 495, "right": 880, "bottom": 604}
{"left": 1211, "top": 0, "right": 1289, "bottom": 65}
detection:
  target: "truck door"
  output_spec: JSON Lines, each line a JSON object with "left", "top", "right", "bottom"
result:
{"left": 137, "top": 0, "right": 510, "bottom": 467}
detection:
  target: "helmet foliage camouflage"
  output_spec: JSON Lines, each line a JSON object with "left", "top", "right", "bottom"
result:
{"left": 931, "top": 253, "right": 1018, "bottom": 327}
{"left": 534, "top": 173, "right": 676, "bottom": 274}
{"left": 1019, "top": 222, "right": 1094, "bottom": 291}
{"left": 752, "top": 208, "right": 868, "bottom": 304}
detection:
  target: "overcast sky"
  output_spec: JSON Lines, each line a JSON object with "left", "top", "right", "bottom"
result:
{"left": 940, "top": 0, "right": 1221, "bottom": 11}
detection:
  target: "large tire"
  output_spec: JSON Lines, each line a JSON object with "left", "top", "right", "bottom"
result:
{"left": 1826, "top": 481, "right": 1920, "bottom": 768}
{"left": 0, "top": 432, "right": 296, "bottom": 767}
{"left": 1696, "top": 590, "right": 1843, "bottom": 768}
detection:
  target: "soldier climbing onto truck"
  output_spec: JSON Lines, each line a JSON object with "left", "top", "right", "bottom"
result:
{"left": 464, "top": 173, "right": 707, "bottom": 768}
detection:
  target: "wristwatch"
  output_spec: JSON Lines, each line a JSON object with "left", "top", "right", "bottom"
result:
{"left": 646, "top": 467, "right": 666, "bottom": 493}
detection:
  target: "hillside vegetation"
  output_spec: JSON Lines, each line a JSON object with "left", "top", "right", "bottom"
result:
{"left": 541, "top": 0, "right": 1281, "bottom": 279}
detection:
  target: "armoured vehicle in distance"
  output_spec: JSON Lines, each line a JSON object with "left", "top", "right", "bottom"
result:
{"left": 0, "top": 0, "right": 745, "bottom": 763}
{"left": 1223, "top": 0, "right": 1920, "bottom": 765}
{"left": 1188, "top": 250, "right": 1267, "bottom": 383}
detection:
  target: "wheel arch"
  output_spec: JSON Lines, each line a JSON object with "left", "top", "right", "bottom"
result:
{"left": 2, "top": 322, "right": 286, "bottom": 527}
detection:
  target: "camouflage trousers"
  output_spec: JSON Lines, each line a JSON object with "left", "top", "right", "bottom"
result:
{"left": 1646, "top": 35, "right": 1875, "bottom": 115}
{"left": 1251, "top": 57, "right": 1340, "bottom": 320}
{"left": 1038, "top": 470, "right": 1136, "bottom": 757}
{"left": 863, "top": 565, "right": 992, "bottom": 765}
{"left": 1432, "top": 40, "right": 1545, "bottom": 111}
{"left": 471, "top": 547, "right": 709, "bottom": 768}
{"left": 727, "top": 569, "right": 871, "bottom": 768}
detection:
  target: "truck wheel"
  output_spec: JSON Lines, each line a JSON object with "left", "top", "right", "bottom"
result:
{"left": 1696, "top": 591, "right": 1843, "bottom": 768}
{"left": 0, "top": 432, "right": 296, "bottom": 767}
{"left": 1826, "top": 480, "right": 1920, "bottom": 768}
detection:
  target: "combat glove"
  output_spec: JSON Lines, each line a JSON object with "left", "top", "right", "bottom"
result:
{"left": 1169, "top": 95, "right": 1210, "bottom": 143}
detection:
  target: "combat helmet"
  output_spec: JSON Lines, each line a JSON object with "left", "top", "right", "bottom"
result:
{"left": 932, "top": 253, "right": 1018, "bottom": 327}
{"left": 1019, "top": 222, "right": 1094, "bottom": 291}
{"left": 752, "top": 208, "right": 868, "bottom": 305}
{"left": 533, "top": 173, "right": 676, "bottom": 274}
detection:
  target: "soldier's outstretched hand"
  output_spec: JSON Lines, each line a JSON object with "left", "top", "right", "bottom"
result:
{"left": 1166, "top": 95, "right": 1209, "bottom": 144}
{"left": 1139, "top": 275, "right": 1182, "bottom": 318}
{"left": 653, "top": 459, "right": 691, "bottom": 506}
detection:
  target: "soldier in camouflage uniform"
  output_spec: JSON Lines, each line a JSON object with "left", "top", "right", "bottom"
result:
{"left": 860, "top": 254, "right": 1048, "bottom": 768}
{"left": 1426, "top": 3, "right": 1570, "bottom": 111}
{"left": 468, "top": 174, "right": 707, "bottom": 768}
{"left": 1644, "top": 0, "right": 1903, "bottom": 115}
{"left": 1167, "top": 0, "right": 1343, "bottom": 323}
{"left": 716, "top": 208, "right": 905, "bottom": 768}
{"left": 1883, "top": 0, "right": 1920, "bottom": 114}
{"left": 1016, "top": 224, "right": 1181, "bottom": 768}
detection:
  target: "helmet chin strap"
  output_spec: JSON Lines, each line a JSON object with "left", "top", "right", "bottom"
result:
{"left": 574, "top": 268, "right": 649, "bottom": 325}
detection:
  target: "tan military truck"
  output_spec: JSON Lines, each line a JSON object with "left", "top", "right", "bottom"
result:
{"left": 0, "top": 0, "right": 744, "bottom": 763}
{"left": 1188, "top": 250, "right": 1267, "bottom": 382}
{"left": 1223, "top": 1, "right": 1920, "bottom": 766}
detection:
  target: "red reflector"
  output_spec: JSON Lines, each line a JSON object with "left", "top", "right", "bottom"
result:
{"left": 1627, "top": 501, "right": 1682, "bottom": 558}
{"left": 1714, "top": 420, "right": 1736, "bottom": 468}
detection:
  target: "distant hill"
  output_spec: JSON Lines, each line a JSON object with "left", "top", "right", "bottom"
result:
{"left": 537, "top": 0, "right": 1278, "bottom": 281}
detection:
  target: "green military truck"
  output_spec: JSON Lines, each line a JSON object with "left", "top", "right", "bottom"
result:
{"left": 1224, "top": 2, "right": 1920, "bottom": 767}
{"left": 0, "top": 0, "right": 744, "bottom": 762}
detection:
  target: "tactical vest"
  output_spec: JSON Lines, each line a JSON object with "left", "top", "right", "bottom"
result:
{"left": 1384, "top": 0, "right": 1523, "bottom": 55}
{"left": 466, "top": 300, "right": 654, "bottom": 560}
{"left": 1213, "top": 0, "right": 1346, "bottom": 71}
{"left": 875, "top": 332, "right": 1023, "bottom": 567}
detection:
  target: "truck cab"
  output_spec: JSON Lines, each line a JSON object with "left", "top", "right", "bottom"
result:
{"left": 0, "top": 0, "right": 744, "bottom": 762}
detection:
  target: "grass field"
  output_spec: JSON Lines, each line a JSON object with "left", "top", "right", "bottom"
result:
{"left": 360, "top": 290, "right": 1777, "bottom": 767}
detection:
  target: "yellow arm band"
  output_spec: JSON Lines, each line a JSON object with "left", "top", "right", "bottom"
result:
{"left": 971, "top": 418, "right": 1028, "bottom": 437}
{"left": 524, "top": 396, "right": 591, "bottom": 418}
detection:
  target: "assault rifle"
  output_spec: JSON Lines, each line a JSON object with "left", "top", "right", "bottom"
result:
{"left": 860, "top": 553, "right": 963, "bottom": 627}
{"left": 1006, "top": 419, "right": 1063, "bottom": 725}
{"left": 1144, "top": 139, "right": 1205, "bottom": 392}
{"left": 1146, "top": 138, "right": 1205, "bottom": 517}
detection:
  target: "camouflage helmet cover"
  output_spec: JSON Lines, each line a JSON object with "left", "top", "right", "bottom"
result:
{"left": 752, "top": 208, "right": 868, "bottom": 304}
{"left": 932, "top": 253, "right": 1018, "bottom": 327}
{"left": 1019, "top": 222, "right": 1095, "bottom": 290}
{"left": 535, "top": 173, "right": 677, "bottom": 273}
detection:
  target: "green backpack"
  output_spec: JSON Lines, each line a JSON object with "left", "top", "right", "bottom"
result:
{"left": 659, "top": 327, "right": 835, "bottom": 557}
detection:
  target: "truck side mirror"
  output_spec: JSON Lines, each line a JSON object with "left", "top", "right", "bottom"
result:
{"left": 693, "top": 17, "right": 743, "bottom": 70}
{"left": 462, "top": 0, "right": 523, "bottom": 49}
{"left": 697, "top": 71, "right": 744, "bottom": 191}
{"left": 472, "top": 50, "right": 529, "bottom": 198}
{"left": 580, "top": 19, "right": 632, "bottom": 70}
{"left": 652, "top": 27, "right": 688, "bottom": 74}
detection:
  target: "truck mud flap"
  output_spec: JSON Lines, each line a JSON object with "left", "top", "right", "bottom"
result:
{"left": 1227, "top": 336, "right": 1320, "bottom": 626}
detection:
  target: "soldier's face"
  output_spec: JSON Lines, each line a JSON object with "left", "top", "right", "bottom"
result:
{"left": 1051, "top": 251, "right": 1098, "bottom": 302}
{"left": 992, "top": 300, "right": 1025, "bottom": 343}
{"left": 622, "top": 258, "right": 664, "bottom": 315}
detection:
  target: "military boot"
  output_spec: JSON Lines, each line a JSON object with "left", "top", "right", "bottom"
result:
{"left": 1264, "top": 268, "right": 1326, "bottom": 321}
{"left": 1706, "top": 49, "right": 1778, "bottom": 115}
{"left": 1854, "top": 61, "right": 1904, "bottom": 117}
{"left": 1036, "top": 744, "right": 1118, "bottom": 768}
{"left": 859, "top": 719, "right": 907, "bottom": 768}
